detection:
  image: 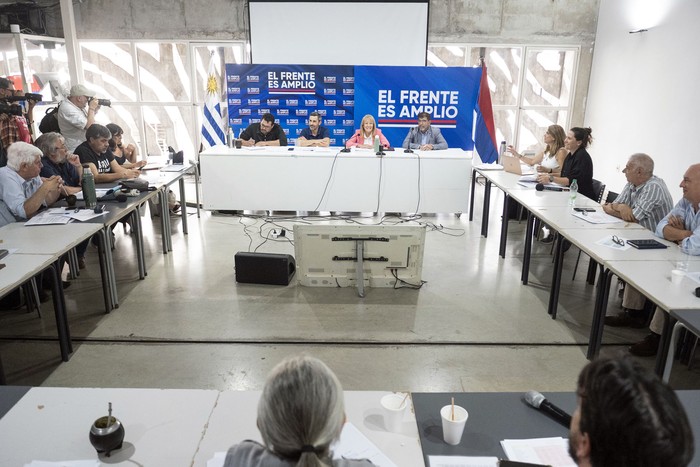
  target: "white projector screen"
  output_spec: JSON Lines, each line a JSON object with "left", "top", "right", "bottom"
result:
{"left": 249, "top": 1, "right": 429, "bottom": 66}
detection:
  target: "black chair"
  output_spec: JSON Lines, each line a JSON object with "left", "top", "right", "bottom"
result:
{"left": 605, "top": 190, "right": 618, "bottom": 204}
{"left": 572, "top": 179, "right": 607, "bottom": 281}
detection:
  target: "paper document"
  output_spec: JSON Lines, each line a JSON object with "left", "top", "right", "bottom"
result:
{"left": 571, "top": 211, "right": 621, "bottom": 224}
{"left": 595, "top": 235, "right": 632, "bottom": 250}
{"left": 684, "top": 271, "right": 700, "bottom": 284}
{"left": 475, "top": 163, "right": 503, "bottom": 170}
{"left": 519, "top": 174, "right": 538, "bottom": 182}
{"left": 429, "top": 455, "right": 499, "bottom": 467}
{"left": 23, "top": 461, "right": 100, "bottom": 467}
{"left": 75, "top": 187, "right": 117, "bottom": 200}
{"left": 501, "top": 437, "right": 575, "bottom": 467}
{"left": 24, "top": 211, "right": 72, "bottom": 225}
{"left": 160, "top": 164, "right": 188, "bottom": 172}
{"left": 331, "top": 422, "right": 397, "bottom": 467}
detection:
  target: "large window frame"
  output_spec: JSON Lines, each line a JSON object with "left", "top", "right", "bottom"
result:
{"left": 428, "top": 43, "right": 580, "bottom": 155}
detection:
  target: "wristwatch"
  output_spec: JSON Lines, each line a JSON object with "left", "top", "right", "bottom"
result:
{"left": 549, "top": 175, "right": 554, "bottom": 183}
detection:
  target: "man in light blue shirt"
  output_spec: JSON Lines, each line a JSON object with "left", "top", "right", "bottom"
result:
{"left": 630, "top": 163, "right": 700, "bottom": 356}
{"left": 402, "top": 112, "right": 448, "bottom": 151}
{"left": 0, "top": 141, "right": 63, "bottom": 220}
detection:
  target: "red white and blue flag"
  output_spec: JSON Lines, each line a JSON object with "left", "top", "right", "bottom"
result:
{"left": 474, "top": 63, "right": 498, "bottom": 163}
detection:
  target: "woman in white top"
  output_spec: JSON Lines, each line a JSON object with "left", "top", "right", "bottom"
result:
{"left": 507, "top": 124, "right": 567, "bottom": 175}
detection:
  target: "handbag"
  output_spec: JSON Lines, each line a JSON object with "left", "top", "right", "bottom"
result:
{"left": 120, "top": 178, "right": 150, "bottom": 192}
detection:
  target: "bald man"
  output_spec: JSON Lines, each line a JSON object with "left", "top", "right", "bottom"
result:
{"left": 630, "top": 163, "right": 700, "bottom": 356}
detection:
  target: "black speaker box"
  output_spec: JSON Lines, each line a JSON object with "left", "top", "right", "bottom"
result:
{"left": 234, "top": 252, "right": 296, "bottom": 285}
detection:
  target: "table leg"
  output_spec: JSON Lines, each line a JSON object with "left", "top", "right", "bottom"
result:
{"left": 159, "top": 189, "right": 169, "bottom": 254}
{"left": 468, "top": 168, "right": 476, "bottom": 222}
{"left": 499, "top": 195, "right": 510, "bottom": 258}
{"left": 655, "top": 312, "right": 675, "bottom": 377}
{"left": 96, "top": 230, "right": 113, "bottom": 312}
{"left": 548, "top": 235, "right": 565, "bottom": 318}
{"left": 47, "top": 262, "right": 72, "bottom": 361}
{"left": 522, "top": 212, "right": 534, "bottom": 284}
{"left": 587, "top": 266, "right": 612, "bottom": 359}
{"left": 179, "top": 177, "right": 188, "bottom": 235}
{"left": 99, "top": 228, "right": 119, "bottom": 309}
{"left": 132, "top": 208, "right": 146, "bottom": 279}
{"left": 194, "top": 164, "right": 201, "bottom": 219}
{"left": 662, "top": 321, "right": 685, "bottom": 382}
{"left": 481, "top": 180, "right": 491, "bottom": 237}
{"left": 586, "top": 258, "right": 598, "bottom": 285}
{"left": 0, "top": 350, "right": 5, "bottom": 385}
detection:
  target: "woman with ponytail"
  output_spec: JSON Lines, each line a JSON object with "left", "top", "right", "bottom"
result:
{"left": 224, "top": 355, "right": 375, "bottom": 467}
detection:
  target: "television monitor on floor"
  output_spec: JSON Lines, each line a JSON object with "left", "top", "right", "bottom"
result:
{"left": 294, "top": 224, "right": 426, "bottom": 296}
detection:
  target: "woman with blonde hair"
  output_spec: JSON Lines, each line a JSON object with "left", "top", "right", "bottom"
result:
{"left": 224, "top": 355, "right": 375, "bottom": 466}
{"left": 507, "top": 124, "right": 567, "bottom": 174}
{"left": 345, "top": 114, "right": 390, "bottom": 149}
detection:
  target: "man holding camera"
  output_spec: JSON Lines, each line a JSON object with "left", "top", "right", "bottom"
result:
{"left": 0, "top": 77, "right": 35, "bottom": 153}
{"left": 57, "top": 84, "right": 101, "bottom": 152}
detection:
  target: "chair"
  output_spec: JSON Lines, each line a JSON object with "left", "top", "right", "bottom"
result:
{"left": 572, "top": 179, "right": 606, "bottom": 281}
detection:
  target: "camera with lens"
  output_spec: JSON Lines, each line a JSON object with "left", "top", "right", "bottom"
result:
{"left": 0, "top": 102, "right": 23, "bottom": 116}
{"left": 2, "top": 92, "right": 43, "bottom": 103}
{"left": 89, "top": 97, "right": 111, "bottom": 107}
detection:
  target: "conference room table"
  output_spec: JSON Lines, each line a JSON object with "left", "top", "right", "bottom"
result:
{"left": 0, "top": 222, "right": 105, "bottom": 361}
{"left": 0, "top": 387, "right": 422, "bottom": 466}
{"left": 200, "top": 146, "right": 472, "bottom": 213}
{"left": 469, "top": 167, "right": 522, "bottom": 241}
{"left": 664, "top": 308, "right": 700, "bottom": 383}
{"left": 2, "top": 386, "right": 698, "bottom": 466}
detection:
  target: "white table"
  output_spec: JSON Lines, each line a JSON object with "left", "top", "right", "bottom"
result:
{"left": 200, "top": 146, "right": 472, "bottom": 213}
{"left": 0, "top": 388, "right": 423, "bottom": 466}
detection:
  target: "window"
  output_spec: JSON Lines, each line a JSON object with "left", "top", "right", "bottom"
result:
{"left": 429, "top": 44, "right": 578, "bottom": 157}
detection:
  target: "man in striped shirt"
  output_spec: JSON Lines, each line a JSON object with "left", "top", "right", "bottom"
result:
{"left": 602, "top": 153, "right": 673, "bottom": 329}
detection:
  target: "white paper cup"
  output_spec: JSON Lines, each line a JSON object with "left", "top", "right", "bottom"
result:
{"left": 440, "top": 404, "right": 468, "bottom": 445}
{"left": 671, "top": 269, "right": 685, "bottom": 285}
{"left": 380, "top": 393, "right": 408, "bottom": 432}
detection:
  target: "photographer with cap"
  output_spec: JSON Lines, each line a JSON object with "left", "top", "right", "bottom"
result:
{"left": 0, "top": 77, "right": 36, "bottom": 164}
{"left": 57, "top": 84, "right": 102, "bottom": 152}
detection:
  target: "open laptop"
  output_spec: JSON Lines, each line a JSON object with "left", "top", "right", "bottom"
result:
{"left": 501, "top": 155, "right": 533, "bottom": 175}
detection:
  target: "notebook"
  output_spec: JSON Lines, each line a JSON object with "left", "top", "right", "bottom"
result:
{"left": 626, "top": 239, "right": 668, "bottom": 249}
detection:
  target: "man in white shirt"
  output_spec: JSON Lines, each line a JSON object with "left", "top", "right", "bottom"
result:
{"left": 57, "top": 84, "right": 101, "bottom": 152}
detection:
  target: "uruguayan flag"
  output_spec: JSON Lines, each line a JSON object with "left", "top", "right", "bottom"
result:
{"left": 200, "top": 54, "right": 226, "bottom": 149}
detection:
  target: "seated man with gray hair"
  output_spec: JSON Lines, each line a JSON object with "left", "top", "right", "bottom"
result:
{"left": 36, "top": 132, "right": 83, "bottom": 196}
{"left": 602, "top": 153, "right": 673, "bottom": 329}
{"left": 0, "top": 141, "right": 63, "bottom": 220}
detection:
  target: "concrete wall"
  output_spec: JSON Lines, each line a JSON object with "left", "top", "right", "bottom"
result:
{"left": 585, "top": 0, "right": 699, "bottom": 201}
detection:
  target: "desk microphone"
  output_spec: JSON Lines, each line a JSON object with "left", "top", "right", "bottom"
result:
{"left": 535, "top": 183, "right": 566, "bottom": 192}
{"left": 340, "top": 138, "right": 350, "bottom": 153}
{"left": 524, "top": 390, "right": 572, "bottom": 428}
{"left": 98, "top": 188, "right": 127, "bottom": 203}
{"left": 404, "top": 127, "right": 414, "bottom": 153}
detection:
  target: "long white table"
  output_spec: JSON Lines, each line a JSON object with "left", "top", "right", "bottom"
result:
{"left": 0, "top": 387, "right": 422, "bottom": 466}
{"left": 200, "top": 146, "right": 472, "bottom": 213}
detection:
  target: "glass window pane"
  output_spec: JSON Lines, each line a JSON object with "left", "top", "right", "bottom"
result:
{"left": 522, "top": 49, "right": 576, "bottom": 107}
{"left": 24, "top": 40, "right": 70, "bottom": 100}
{"left": 469, "top": 47, "right": 521, "bottom": 106}
{"left": 81, "top": 42, "right": 138, "bottom": 102}
{"left": 137, "top": 42, "right": 190, "bottom": 102}
{"left": 427, "top": 46, "right": 467, "bottom": 67}
{"left": 141, "top": 105, "right": 194, "bottom": 156}
{"left": 516, "top": 109, "right": 569, "bottom": 153}
{"left": 493, "top": 109, "right": 517, "bottom": 148}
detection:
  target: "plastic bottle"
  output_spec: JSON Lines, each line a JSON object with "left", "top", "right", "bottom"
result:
{"left": 373, "top": 135, "right": 380, "bottom": 153}
{"left": 499, "top": 141, "right": 506, "bottom": 164}
{"left": 569, "top": 179, "right": 578, "bottom": 206}
{"left": 81, "top": 164, "right": 97, "bottom": 209}
{"left": 227, "top": 127, "right": 234, "bottom": 148}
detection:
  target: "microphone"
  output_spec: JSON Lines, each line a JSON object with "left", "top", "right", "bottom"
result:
{"left": 524, "top": 390, "right": 572, "bottom": 428}
{"left": 340, "top": 138, "right": 350, "bottom": 153}
{"left": 404, "top": 127, "right": 414, "bottom": 153}
{"left": 535, "top": 183, "right": 566, "bottom": 192}
{"left": 97, "top": 188, "right": 117, "bottom": 201}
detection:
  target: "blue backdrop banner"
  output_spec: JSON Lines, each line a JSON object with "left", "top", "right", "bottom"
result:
{"left": 225, "top": 64, "right": 481, "bottom": 149}
{"left": 354, "top": 66, "right": 481, "bottom": 150}
{"left": 226, "top": 64, "right": 354, "bottom": 145}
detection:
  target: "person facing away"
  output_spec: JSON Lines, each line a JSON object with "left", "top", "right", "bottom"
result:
{"left": 224, "top": 355, "right": 375, "bottom": 467}
{"left": 297, "top": 111, "right": 330, "bottom": 147}
{"left": 240, "top": 112, "right": 288, "bottom": 147}
{"left": 401, "top": 111, "right": 447, "bottom": 151}
{"left": 569, "top": 356, "right": 694, "bottom": 467}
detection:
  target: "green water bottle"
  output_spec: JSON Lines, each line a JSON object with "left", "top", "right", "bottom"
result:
{"left": 81, "top": 164, "right": 97, "bottom": 208}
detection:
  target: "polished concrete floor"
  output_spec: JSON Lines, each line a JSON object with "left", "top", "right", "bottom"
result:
{"left": 2, "top": 175, "right": 699, "bottom": 391}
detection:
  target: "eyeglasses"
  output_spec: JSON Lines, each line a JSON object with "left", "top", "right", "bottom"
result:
{"left": 611, "top": 235, "right": 624, "bottom": 246}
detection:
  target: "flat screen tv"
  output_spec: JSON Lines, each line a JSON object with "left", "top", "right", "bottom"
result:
{"left": 294, "top": 224, "right": 426, "bottom": 296}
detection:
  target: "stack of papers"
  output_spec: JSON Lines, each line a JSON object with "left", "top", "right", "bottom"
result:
{"left": 571, "top": 211, "right": 621, "bottom": 224}
{"left": 501, "top": 437, "right": 576, "bottom": 467}
{"left": 24, "top": 208, "right": 106, "bottom": 226}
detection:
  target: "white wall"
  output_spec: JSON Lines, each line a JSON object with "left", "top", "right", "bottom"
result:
{"left": 586, "top": 0, "right": 700, "bottom": 202}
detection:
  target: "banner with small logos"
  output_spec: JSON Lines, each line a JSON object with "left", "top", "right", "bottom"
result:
{"left": 226, "top": 64, "right": 481, "bottom": 149}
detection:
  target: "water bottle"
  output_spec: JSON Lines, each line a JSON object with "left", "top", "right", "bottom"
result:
{"left": 227, "top": 127, "right": 234, "bottom": 148}
{"left": 569, "top": 178, "right": 578, "bottom": 206}
{"left": 373, "top": 135, "right": 380, "bottom": 153}
{"left": 499, "top": 141, "right": 506, "bottom": 164}
{"left": 81, "top": 164, "right": 97, "bottom": 209}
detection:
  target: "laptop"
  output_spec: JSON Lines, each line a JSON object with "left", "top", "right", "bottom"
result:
{"left": 502, "top": 155, "right": 528, "bottom": 175}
